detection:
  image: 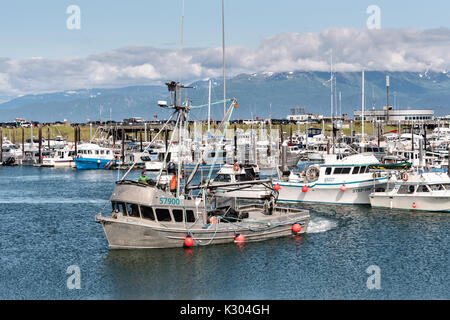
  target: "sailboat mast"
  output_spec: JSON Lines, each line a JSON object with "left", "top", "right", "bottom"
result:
{"left": 362, "top": 70, "right": 365, "bottom": 143}
{"left": 208, "top": 79, "right": 212, "bottom": 137}
{"left": 222, "top": 0, "right": 226, "bottom": 117}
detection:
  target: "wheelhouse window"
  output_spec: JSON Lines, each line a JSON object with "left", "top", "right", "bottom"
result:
{"left": 215, "top": 174, "right": 231, "bottom": 182}
{"left": 398, "top": 185, "right": 415, "bottom": 194}
{"left": 352, "top": 166, "right": 361, "bottom": 174}
{"left": 155, "top": 208, "right": 172, "bottom": 222}
{"left": 185, "top": 210, "right": 196, "bottom": 223}
{"left": 126, "top": 203, "right": 140, "bottom": 218}
{"left": 140, "top": 206, "right": 155, "bottom": 220}
{"left": 429, "top": 184, "right": 444, "bottom": 191}
{"left": 325, "top": 167, "right": 332, "bottom": 175}
{"left": 341, "top": 168, "right": 351, "bottom": 174}
{"left": 360, "top": 166, "right": 368, "bottom": 174}
{"left": 112, "top": 202, "right": 127, "bottom": 215}
{"left": 416, "top": 185, "right": 430, "bottom": 193}
{"left": 172, "top": 209, "right": 184, "bottom": 222}
{"left": 334, "top": 168, "right": 343, "bottom": 174}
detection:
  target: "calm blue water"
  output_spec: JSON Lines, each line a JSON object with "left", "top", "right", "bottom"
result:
{"left": 0, "top": 166, "right": 449, "bottom": 299}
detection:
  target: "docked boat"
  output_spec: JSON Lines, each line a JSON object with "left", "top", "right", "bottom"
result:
{"left": 41, "top": 147, "right": 76, "bottom": 168}
{"left": 95, "top": 81, "right": 309, "bottom": 249}
{"left": 74, "top": 143, "right": 117, "bottom": 169}
{"left": 274, "top": 152, "right": 389, "bottom": 205}
{"left": 369, "top": 171, "right": 450, "bottom": 212}
{"left": 211, "top": 163, "right": 272, "bottom": 200}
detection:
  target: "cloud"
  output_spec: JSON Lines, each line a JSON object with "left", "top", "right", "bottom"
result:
{"left": 0, "top": 27, "right": 449, "bottom": 96}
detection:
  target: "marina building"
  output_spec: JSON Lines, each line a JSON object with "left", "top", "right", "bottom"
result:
{"left": 354, "top": 107, "right": 434, "bottom": 121}
{"left": 286, "top": 106, "right": 323, "bottom": 122}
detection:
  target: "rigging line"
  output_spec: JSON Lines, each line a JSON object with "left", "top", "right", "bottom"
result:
{"left": 189, "top": 99, "right": 230, "bottom": 109}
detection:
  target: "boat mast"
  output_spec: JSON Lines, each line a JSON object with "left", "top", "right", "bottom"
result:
{"left": 362, "top": 69, "right": 365, "bottom": 143}
{"left": 222, "top": 0, "right": 226, "bottom": 117}
{"left": 208, "top": 79, "right": 212, "bottom": 139}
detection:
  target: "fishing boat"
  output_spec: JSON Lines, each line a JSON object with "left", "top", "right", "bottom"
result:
{"left": 369, "top": 171, "right": 450, "bottom": 212}
{"left": 74, "top": 143, "right": 117, "bottom": 169}
{"left": 95, "top": 81, "right": 309, "bottom": 249}
{"left": 211, "top": 163, "right": 272, "bottom": 200}
{"left": 274, "top": 151, "right": 389, "bottom": 205}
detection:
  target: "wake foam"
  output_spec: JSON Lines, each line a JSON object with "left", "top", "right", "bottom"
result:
{"left": 306, "top": 216, "right": 338, "bottom": 234}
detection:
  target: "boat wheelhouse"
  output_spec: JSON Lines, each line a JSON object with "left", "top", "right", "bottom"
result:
{"left": 74, "top": 143, "right": 117, "bottom": 169}
{"left": 369, "top": 171, "right": 450, "bottom": 212}
{"left": 211, "top": 163, "right": 272, "bottom": 200}
{"left": 275, "top": 153, "right": 389, "bottom": 205}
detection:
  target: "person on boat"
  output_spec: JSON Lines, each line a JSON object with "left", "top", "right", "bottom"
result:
{"left": 138, "top": 171, "right": 150, "bottom": 184}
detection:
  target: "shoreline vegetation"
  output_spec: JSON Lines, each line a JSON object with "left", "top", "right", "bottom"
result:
{"left": 0, "top": 122, "right": 425, "bottom": 143}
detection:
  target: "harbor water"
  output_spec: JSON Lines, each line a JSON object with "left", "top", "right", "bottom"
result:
{"left": 0, "top": 166, "right": 449, "bottom": 299}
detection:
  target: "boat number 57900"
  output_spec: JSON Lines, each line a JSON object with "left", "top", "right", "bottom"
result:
{"left": 159, "top": 197, "right": 182, "bottom": 206}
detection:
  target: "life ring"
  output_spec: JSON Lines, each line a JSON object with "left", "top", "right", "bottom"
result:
{"left": 402, "top": 172, "right": 408, "bottom": 181}
{"left": 233, "top": 163, "right": 240, "bottom": 172}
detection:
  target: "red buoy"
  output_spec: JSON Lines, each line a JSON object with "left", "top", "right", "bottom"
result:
{"left": 234, "top": 233, "right": 245, "bottom": 243}
{"left": 274, "top": 184, "right": 281, "bottom": 191}
{"left": 292, "top": 224, "right": 302, "bottom": 234}
{"left": 184, "top": 235, "right": 194, "bottom": 247}
{"left": 412, "top": 202, "right": 417, "bottom": 209}
{"left": 340, "top": 185, "right": 347, "bottom": 192}
{"left": 302, "top": 185, "right": 308, "bottom": 193}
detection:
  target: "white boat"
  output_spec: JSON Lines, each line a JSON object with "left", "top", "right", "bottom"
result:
{"left": 2, "top": 140, "right": 22, "bottom": 165}
{"left": 274, "top": 153, "right": 389, "bottom": 205}
{"left": 41, "top": 147, "right": 76, "bottom": 168}
{"left": 369, "top": 171, "right": 450, "bottom": 212}
{"left": 211, "top": 163, "right": 272, "bottom": 200}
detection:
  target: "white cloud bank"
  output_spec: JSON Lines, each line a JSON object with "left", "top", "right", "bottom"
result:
{"left": 0, "top": 27, "right": 449, "bottom": 96}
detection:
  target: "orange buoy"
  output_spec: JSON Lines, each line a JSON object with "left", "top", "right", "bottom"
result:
{"left": 170, "top": 174, "right": 177, "bottom": 190}
{"left": 412, "top": 202, "right": 417, "bottom": 209}
{"left": 340, "top": 185, "right": 347, "bottom": 192}
{"left": 234, "top": 233, "right": 245, "bottom": 243}
{"left": 184, "top": 235, "right": 194, "bottom": 247}
{"left": 292, "top": 224, "right": 302, "bottom": 234}
{"left": 302, "top": 185, "right": 308, "bottom": 193}
{"left": 233, "top": 163, "right": 240, "bottom": 171}
{"left": 273, "top": 184, "right": 281, "bottom": 191}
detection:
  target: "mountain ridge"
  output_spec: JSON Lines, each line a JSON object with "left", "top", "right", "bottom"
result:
{"left": 1, "top": 71, "right": 450, "bottom": 122}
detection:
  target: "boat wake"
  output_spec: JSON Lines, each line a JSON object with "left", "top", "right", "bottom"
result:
{"left": 306, "top": 216, "right": 338, "bottom": 234}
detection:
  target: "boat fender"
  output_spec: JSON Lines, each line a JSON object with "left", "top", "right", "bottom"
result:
{"left": 234, "top": 233, "right": 245, "bottom": 243}
{"left": 292, "top": 224, "right": 302, "bottom": 234}
{"left": 372, "top": 172, "right": 378, "bottom": 179}
{"left": 184, "top": 235, "right": 194, "bottom": 247}
{"left": 233, "top": 163, "right": 240, "bottom": 171}
{"left": 402, "top": 172, "right": 408, "bottom": 181}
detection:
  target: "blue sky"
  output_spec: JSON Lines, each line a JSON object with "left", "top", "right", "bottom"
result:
{"left": 0, "top": 0, "right": 449, "bottom": 59}
{"left": 0, "top": 1, "right": 449, "bottom": 97}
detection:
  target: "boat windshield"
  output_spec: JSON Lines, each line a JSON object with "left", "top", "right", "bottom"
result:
{"left": 416, "top": 185, "right": 430, "bottom": 193}
{"left": 428, "top": 184, "right": 445, "bottom": 191}
{"left": 215, "top": 174, "right": 231, "bottom": 182}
